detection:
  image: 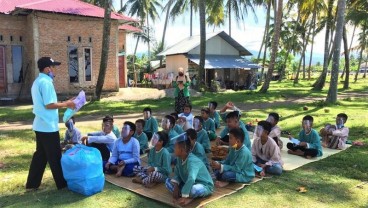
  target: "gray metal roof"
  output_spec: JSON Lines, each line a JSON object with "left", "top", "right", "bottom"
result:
{"left": 187, "top": 54, "right": 259, "bottom": 69}
{"left": 158, "top": 31, "right": 252, "bottom": 56}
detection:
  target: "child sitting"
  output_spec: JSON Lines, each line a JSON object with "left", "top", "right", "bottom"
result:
{"left": 287, "top": 115, "right": 323, "bottom": 158}
{"left": 193, "top": 116, "right": 211, "bottom": 153}
{"left": 211, "top": 128, "right": 255, "bottom": 187}
{"left": 134, "top": 119, "right": 148, "bottom": 154}
{"left": 208, "top": 101, "right": 221, "bottom": 129}
{"left": 215, "top": 111, "right": 251, "bottom": 151}
{"left": 62, "top": 117, "right": 82, "bottom": 149}
{"left": 201, "top": 108, "right": 217, "bottom": 141}
{"left": 105, "top": 122, "right": 140, "bottom": 177}
{"left": 252, "top": 121, "right": 283, "bottom": 176}
{"left": 103, "top": 115, "right": 120, "bottom": 138}
{"left": 170, "top": 113, "right": 184, "bottom": 134}
{"left": 178, "top": 104, "right": 194, "bottom": 128}
{"left": 161, "top": 115, "right": 179, "bottom": 153}
{"left": 320, "top": 113, "right": 349, "bottom": 150}
{"left": 266, "top": 112, "right": 283, "bottom": 149}
{"left": 186, "top": 129, "right": 209, "bottom": 168}
{"left": 133, "top": 131, "right": 171, "bottom": 188}
{"left": 143, "top": 107, "right": 158, "bottom": 140}
{"left": 81, "top": 119, "right": 117, "bottom": 162}
{"left": 165, "top": 134, "right": 214, "bottom": 206}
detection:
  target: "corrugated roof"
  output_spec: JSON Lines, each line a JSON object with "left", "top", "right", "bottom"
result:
{"left": 119, "top": 24, "right": 142, "bottom": 33}
{"left": 158, "top": 31, "right": 252, "bottom": 56}
{"left": 187, "top": 54, "right": 259, "bottom": 69}
{"left": 0, "top": 0, "right": 136, "bottom": 22}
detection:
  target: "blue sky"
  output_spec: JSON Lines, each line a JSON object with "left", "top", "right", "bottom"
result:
{"left": 114, "top": 1, "right": 359, "bottom": 64}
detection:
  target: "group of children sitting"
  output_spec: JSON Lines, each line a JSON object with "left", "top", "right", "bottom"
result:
{"left": 62, "top": 102, "right": 349, "bottom": 206}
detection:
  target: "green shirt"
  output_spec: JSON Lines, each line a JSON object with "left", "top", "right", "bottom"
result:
{"left": 298, "top": 129, "right": 323, "bottom": 157}
{"left": 220, "top": 145, "right": 255, "bottom": 183}
{"left": 173, "top": 81, "right": 191, "bottom": 97}
{"left": 220, "top": 121, "right": 251, "bottom": 151}
{"left": 143, "top": 117, "right": 158, "bottom": 134}
{"left": 196, "top": 129, "right": 211, "bottom": 153}
{"left": 174, "top": 124, "right": 184, "bottom": 134}
{"left": 203, "top": 118, "right": 216, "bottom": 134}
{"left": 113, "top": 125, "right": 120, "bottom": 138}
{"left": 210, "top": 111, "right": 220, "bottom": 128}
{"left": 148, "top": 147, "right": 171, "bottom": 177}
{"left": 134, "top": 132, "right": 148, "bottom": 152}
{"left": 164, "top": 129, "right": 179, "bottom": 153}
{"left": 191, "top": 142, "right": 209, "bottom": 168}
{"left": 172, "top": 153, "right": 214, "bottom": 198}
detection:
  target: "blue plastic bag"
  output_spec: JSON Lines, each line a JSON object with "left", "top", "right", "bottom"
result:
{"left": 61, "top": 144, "right": 105, "bottom": 196}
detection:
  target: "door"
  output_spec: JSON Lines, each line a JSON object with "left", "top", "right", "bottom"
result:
{"left": 0, "top": 46, "right": 6, "bottom": 93}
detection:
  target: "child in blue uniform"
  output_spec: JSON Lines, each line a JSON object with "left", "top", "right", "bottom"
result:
{"left": 208, "top": 101, "right": 220, "bottom": 129}
{"left": 186, "top": 129, "right": 209, "bottom": 168}
{"left": 133, "top": 131, "right": 171, "bottom": 188}
{"left": 165, "top": 134, "right": 214, "bottom": 206}
{"left": 161, "top": 115, "right": 179, "bottom": 153}
{"left": 134, "top": 119, "right": 148, "bottom": 154}
{"left": 201, "top": 108, "right": 217, "bottom": 141}
{"left": 287, "top": 115, "right": 323, "bottom": 158}
{"left": 105, "top": 122, "right": 140, "bottom": 177}
{"left": 211, "top": 128, "right": 255, "bottom": 187}
{"left": 170, "top": 112, "right": 184, "bottom": 134}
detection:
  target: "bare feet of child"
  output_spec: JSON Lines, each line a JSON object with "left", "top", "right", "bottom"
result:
{"left": 144, "top": 182, "right": 156, "bottom": 188}
{"left": 116, "top": 165, "right": 125, "bottom": 177}
{"left": 305, "top": 155, "right": 312, "bottom": 159}
{"left": 256, "top": 170, "right": 266, "bottom": 178}
{"left": 176, "top": 197, "right": 193, "bottom": 206}
{"left": 215, "top": 180, "right": 229, "bottom": 188}
{"left": 132, "top": 177, "right": 143, "bottom": 184}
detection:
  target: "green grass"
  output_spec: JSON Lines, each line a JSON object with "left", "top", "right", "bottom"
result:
{"left": 1, "top": 78, "right": 368, "bottom": 207}
{"left": 0, "top": 77, "right": 367, "bottom": 124}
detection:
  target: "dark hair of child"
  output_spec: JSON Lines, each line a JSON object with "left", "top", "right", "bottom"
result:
{"left": 103, "top": 115, "right": 114, "bottom": 123}
{"left": 268, "top": 112, "right": 280, "bottom": 122}
{"left": 176, "top": 134, "right": 191, "bottom": 153}
{"left": 124, "top": 121, "right": 136, "bottom": 134}
{"left": 303, "top": 115, "right": 314, "bottom": 123}
{"left": 184, "top": 104, "right": 192, "bottom": 111}
{"left": 164, "top": 115, "right": 176, "bottom": 127}
{"left": 135, "top": 119, "right": 145, "bottom": 127}
{"left": 194, "top": 116, "right": 204, "bottom": 124}
{"left": 257, "top": 121, "right": 272, "bottom": 135}
{"left": 226, "top": 111, "right": 240, "bottom": 121}
{"left": 157, "top": 131, "right": 169, "bottom": 147}
{"left": 229, "top": 128, "right": 244, "bottom": 143}
{"left": 201, "top": 108, "right": 210, "bottom": 114}
{"left": 143, "top": 107, "right": 152, "bottom": 114}
{"left": 170, "top": 112, "right": 179, "bottom": 120}
{"left": 337, "top": 113, "right": 348, "bottom": 122}
{"left": 209, "top": 101, "right": 218, "bottom": 109}
{"left": 185, "top": 129, "right": 197, "bottom": 141}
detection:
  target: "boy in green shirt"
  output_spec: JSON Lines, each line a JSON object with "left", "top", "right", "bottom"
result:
{"left": 193, "top": 116, "right": 211, "bottom": 153}
{"left": 170, "top": 112, "right": 184, "bottom": 134}
{"left": 165, "top": 134, "right": 214, "bottom": 206}
{"left": 209, "top": 101, "right": 221, "bottom": 129}
{"left": 215, "top": 111, "right": 251, "bottom": 151}
{"left": 134, "top": 119, "right": 148, "bottom": 154}
{"left": 186, "top": 129, "right": 209, "bottom": 168}
{"left": 161, "top": 115, "right": 179, "bottom": 153}
{"left": 143, "top": 107, "right": 158, "bottom": 140}
{"left": 287, "top": 115, "right": 323, "bottom": 158}
{"left": 201, "top": 108, "right": 217, "bottom": 141}
{"left": 211, "top": 128, "right": 255, "bottom": 187}
{"left": 133, "top": 131, "right": 171, "bottom": 188}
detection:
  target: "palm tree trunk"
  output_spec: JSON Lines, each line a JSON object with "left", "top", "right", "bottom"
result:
{"left": 95, "top": 0, "right": 112, "bottom": 100}
{"left": 258, "top": 1, "right": 272, "bottom": 61}
{"left": 228, "top": 1, "right": 232, "bottom": 37}
{"left": 159, "top": 0, "right": 172, "bottom": 67}
{"left": 190, "top": 0, "right": 193, "bottom": 36}
{"left": 312, "top": 0, "right": 334, "bottom": 90}
{"left": 147, "top": 15, "right": 150, "bottom": 60}
{"left": 199, "top": 0, "right": 206, "bottom": 85}
{"left": 342, "top": 25, "right": 350, "bottom": 89}
{"left": 133, "top": 36, "right": 140, "bottom": 87}
{"left": 340, "top": 25, "right": 356, "bottom": 79}
{"left": 307, "top": 0, "right": 318, "bottom": 80}
{"left": 260, "top": 0, "right": 283, "bottom": 93}
{"left": 260, "top": 0, "right": 272, "bottom": 84}
{"left": 279, "top": 49, "right": 290, "bottom": 81}
{"left": 354, "top": 24, "right": 366, "bottom": 82}
{"left": 326, "top": 0, "right": 346, "bottom": 103}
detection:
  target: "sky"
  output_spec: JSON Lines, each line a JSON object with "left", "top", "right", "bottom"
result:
{"left": 114, "top": 1, "right": 360, "bottom": 65}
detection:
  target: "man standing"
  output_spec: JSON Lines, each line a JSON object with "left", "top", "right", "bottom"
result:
{"left": 26, "top": 57, "right": 75, "bottom": 190}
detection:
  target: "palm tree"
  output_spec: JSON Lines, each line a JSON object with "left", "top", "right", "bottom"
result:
{"left": 326, "top": 0, "right": 346, "bottom": 103}
{"left": 170, "top": 0, "right": 199, "bottom": 36}
{"left": 223, "top": 0, "right": 256, "bottom": 37}
{"left": 95, "top": 0, "right": 112, "bottom": 100}
{"left": 342, "top": 25, "right": 350, "bottom": 89}
{"left": 260, "top": 0, "right": 283, "bottom": 93}
{"left": 199, "top": 0, "right": 206, "bottom": 85}
{"left": 312, "top": 0, "right": 335, "bottom": 90}
{"left": 160, "top": 0, "right": 174, "bottom": 67}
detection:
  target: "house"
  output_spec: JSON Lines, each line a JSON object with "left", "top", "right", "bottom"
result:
{"left": 0, "top": 0, "right": 139, "bottom": 99}
{"left": 157, "top": 31, "right": 259, "bottom": 89}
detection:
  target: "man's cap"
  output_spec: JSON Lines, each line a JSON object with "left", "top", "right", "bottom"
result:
{"left": 37, "top": 57, "right": 61, "bottom": 70}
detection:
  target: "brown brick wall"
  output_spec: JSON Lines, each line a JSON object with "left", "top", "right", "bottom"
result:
{"left": 0, "top": 11, "right": 123, "bottom": 98}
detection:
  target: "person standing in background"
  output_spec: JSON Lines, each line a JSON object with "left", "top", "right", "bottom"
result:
{"left": 173, "top": 67, "right": 190, "bottom": 114}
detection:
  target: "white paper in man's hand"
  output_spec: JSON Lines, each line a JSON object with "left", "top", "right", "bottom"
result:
{"left": 63, "top": 91, "right": 86, "bottom": 123}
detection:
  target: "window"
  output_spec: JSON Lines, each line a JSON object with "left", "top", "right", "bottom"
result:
{"left": 12, "top": 46, "right": 23, "bottom": 83}
{"left": 84, "top": 48, "right": 92, "bottom": 81}
{"left": 68, "top": 46, "right": 78, "bottom": 83}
